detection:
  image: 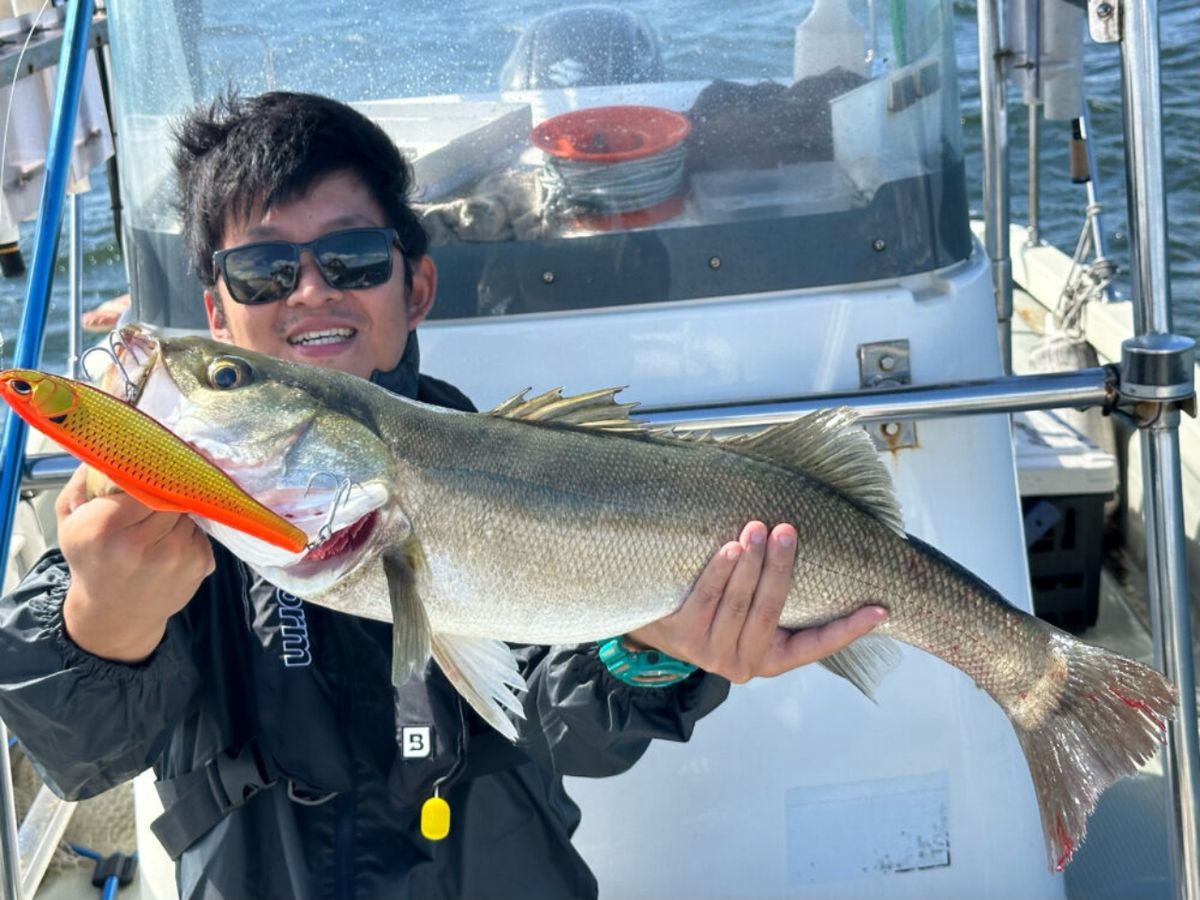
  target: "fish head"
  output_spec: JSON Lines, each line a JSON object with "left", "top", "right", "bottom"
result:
{"left": 91, "top": 324, "right": 407, "bottom": 597}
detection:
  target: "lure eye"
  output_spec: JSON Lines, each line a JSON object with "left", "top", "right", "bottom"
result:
{"left": 9, "top": 380, "right": 31, "bottom": 396}
{"left": 207, "top": 357, "right": 251, "bottom": 390}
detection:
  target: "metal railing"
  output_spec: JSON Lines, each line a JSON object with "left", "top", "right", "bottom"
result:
{"left": 1117, "top": 0, "right": 1200, "bottom": 894}
{"left": 0, "top": 2, "right": 98, "bottom": 897}
{"left": 977, "top": 0, "right": 1200, "bottom": 896}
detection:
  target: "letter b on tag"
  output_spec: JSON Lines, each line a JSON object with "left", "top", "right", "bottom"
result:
{"left": 401, "top": 726, "right": 433, "bottom": 759}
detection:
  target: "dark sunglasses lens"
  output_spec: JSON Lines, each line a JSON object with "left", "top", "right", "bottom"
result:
{"left": 223, "top": 244, "right": 298, "bottom": 305}
{"left": 315, "top": 230, "right": 392, "bottom": 290}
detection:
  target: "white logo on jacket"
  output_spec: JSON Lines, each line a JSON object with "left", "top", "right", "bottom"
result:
{"left": 277, "top": 590, "right": 312, "bottom": 667}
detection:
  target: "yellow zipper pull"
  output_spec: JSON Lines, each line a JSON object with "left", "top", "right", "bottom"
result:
{"left": 421, "top": 786, "right": 451, "bottom": 841}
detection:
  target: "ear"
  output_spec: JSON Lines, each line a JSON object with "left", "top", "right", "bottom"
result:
{"left": 204, "top": 289, "right": 232, "bottom": 341}
{"left": 405, "top": 255, "right": 437, "bottom": 330}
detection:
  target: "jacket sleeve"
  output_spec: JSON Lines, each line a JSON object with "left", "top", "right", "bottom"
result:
{"left": 512, "top": 643, "right": 729, "bottom": 778}
{"left": 0, "top": 550, "right": 202, "bottom": 800}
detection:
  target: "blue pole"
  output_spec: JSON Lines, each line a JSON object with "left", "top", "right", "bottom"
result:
{"left": 0, "top": 0, "right": 97, "bottom": 570}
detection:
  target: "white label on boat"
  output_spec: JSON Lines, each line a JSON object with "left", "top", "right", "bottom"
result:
{"left": 785, "top": 772, "right": 950, "bottom": 884}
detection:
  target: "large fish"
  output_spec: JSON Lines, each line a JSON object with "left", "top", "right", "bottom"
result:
{"left": 97, "top": 324, "right": 1172, "bottom": 870}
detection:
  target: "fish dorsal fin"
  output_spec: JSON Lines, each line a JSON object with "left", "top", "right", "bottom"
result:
{"left": 490, "top": 387, "right": 644, "bottom": 433}
{"left": 725, "top": 409, "right": 906, "bottom": 536}
{"left": 491, "top": 392, "right": 904, "bottom": 533}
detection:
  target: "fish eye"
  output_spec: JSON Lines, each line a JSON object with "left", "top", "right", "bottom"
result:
{"left": 207, "top": 357, "right": 252, "bottom": 390}
{"left": 9, "top": 380, "right": 31, "bottom": 395}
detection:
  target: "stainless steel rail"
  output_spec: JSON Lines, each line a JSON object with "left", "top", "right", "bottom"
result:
{"left": 0, "top": 727, "right": 19, "bottom": 900}
{"left": 68, "top": 194, "right": 85, "bottom": 379}
{"left": 640, "top": 367, "right": 1112, "bottom": 433}
{"left": 976, "top": 0, "right": 1012, "bottom": 373}
{"left": 1027, "top": 105, "right": 1040, "bottom": 246}
{"left": 17, "top": 785, "right": 76, "bottom": 900}
{"left": 20, "top": 454, "right": 80, "bottom": 495}
{"left": 1119, "top": 0, "right": 1200, "bottom": 896}
{"left": 1078, "top": 101, "right": 1111, "bottom": 282}
{"left": 9, "top": 369, "right": 1117, "bottom": 499}
{"left": 0, "top": 11, "right": 108, "bottom": 85}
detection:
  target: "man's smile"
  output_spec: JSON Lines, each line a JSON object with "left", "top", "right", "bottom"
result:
{"left": 287, "top": 327, "right": 357, "bottom": 347}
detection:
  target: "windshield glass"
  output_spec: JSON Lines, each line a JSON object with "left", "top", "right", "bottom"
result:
{"left": 107, "top": 0, "right": 968, "bottom": 327}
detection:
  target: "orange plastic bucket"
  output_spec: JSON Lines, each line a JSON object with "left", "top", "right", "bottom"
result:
{"left": 532, "top": 106, "right": 691, "bottom": 163}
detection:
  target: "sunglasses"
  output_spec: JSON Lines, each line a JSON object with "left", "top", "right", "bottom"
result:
{"left": 212, "top": 227, "right": 406, "bottom": 305}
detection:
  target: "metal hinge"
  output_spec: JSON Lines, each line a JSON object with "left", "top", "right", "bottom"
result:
{"left": 858, "top": 340, "right": 917, "bottom": 451}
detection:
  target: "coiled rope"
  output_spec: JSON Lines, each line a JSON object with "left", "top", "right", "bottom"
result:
{"left": 540, "top": 142, "right": 687, "bottom": 215}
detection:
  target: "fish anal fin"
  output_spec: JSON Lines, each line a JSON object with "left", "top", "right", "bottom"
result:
{"left": 384, "top": 553, "right": 433, "bottom": 686}
{"left": 490, "top": 387, "right": 644, "bottom": 433}
{"left": 817, "top": 632, "right": 902, "bottom": 701}
{"left": 726, "top": 409, "right": 906, "bottom": 536}
{"left": 431, "top": 634, "right": 527, "bottom": 742}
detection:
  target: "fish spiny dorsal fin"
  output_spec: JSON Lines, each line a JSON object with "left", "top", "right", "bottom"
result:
{"left": 490, "top": 386, "right": 645, "bottom": 433}
{"left": 724, "top": 408, "right": 906, "bottom": 536}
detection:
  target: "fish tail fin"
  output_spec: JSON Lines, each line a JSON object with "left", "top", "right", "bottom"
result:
{"left": 1011, "top": 632, "right": 1176, "bottom": 872}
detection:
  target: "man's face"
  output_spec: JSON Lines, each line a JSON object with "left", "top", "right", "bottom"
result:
{"left": 205, "top": 170, "right": 435, "bottom": 380}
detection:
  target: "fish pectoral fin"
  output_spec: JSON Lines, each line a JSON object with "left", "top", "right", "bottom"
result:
{"left": 384, "top": 553, "right": 433, "bottom": 686}
{"left": 817, "top": 633, "right": 902, "bottom": 702}
{"left": 431, "top": 634, "right": 527, "bottom": 742}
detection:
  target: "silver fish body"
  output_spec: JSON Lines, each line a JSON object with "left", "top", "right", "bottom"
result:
{"left": 106, "top": 325, "right": 1175, "bottom": 871}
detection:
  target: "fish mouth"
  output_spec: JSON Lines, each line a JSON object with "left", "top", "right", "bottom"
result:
{"left": 303, "top": 510, "right": 379, "bottom": 563}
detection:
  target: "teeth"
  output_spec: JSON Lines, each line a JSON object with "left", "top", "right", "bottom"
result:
{"left": 289, "top": 328, "right": 354, "bottom": 346}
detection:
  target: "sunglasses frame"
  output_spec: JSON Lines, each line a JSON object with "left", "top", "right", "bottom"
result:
{"left": 212, "top": 226, "right": 407, "bottom": 305}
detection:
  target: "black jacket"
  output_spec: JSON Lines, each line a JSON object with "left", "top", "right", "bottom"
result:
{"left": 0, "top": 371, "right": 729, "bottom": 899}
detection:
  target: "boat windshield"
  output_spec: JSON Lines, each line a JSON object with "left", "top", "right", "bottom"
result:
{"left": 106, "top": 0, "right": 968, "bottom": 327}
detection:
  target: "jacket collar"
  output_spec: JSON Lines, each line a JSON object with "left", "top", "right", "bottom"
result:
{"left": 369, "top": 330, "right": 421, "bottom": 399}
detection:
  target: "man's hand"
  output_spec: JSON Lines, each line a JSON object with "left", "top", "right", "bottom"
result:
{"left": 627, "top": 522, "right": 887, "bottom": 683}
{"left": 57, "top": 465, "right": 214, "bottom": 663}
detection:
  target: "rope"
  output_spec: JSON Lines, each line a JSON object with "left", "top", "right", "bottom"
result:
{"left": 540, "top": 143, "right": 687, "bottom": 216}
{"left": 1053, "top": 202, "right": 1116, "bottom": 341}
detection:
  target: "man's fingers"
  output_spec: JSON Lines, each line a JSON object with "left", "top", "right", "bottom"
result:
{"left": 707, "top": 522, "right": 769, "bottom": 649}
{"left": 737, "top": 524, "right": 797, "bottom": 658}
{"left": 765, "top": 605, "right": 889, "bottom": 676}
{"left": 682, "top": 539, "right": 744, "bottom": 624}
{"left": 54, "top": 466, "right": 91, "bottom": 521}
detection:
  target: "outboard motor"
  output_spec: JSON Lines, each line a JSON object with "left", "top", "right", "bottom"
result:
{"left": 499, "top": 5, "right": 664, "bottom": 90}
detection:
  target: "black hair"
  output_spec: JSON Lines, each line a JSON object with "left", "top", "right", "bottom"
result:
{"left": 172, "top": 91, "right": 428, "bottom": 295}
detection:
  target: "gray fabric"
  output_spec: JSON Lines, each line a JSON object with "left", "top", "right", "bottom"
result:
{"left": 0, "top": 372, "right": 730, "bottom": 899}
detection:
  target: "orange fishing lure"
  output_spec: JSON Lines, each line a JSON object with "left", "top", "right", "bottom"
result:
{"left": 0, "top": 368, "right": 308, "bottom": 553}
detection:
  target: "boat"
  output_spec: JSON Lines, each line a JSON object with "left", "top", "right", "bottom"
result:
{"left": 0, "top": 0, "right": 1195, "bottom": 898}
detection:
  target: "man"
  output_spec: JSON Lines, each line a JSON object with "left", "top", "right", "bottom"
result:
{"left": 0, "top": 92, "right": 884, "bottom": 898}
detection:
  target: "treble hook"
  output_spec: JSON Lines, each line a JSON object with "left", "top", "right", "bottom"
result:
{"left": 80, "top": 328, "right": 158, "bottom": 405}
{"left": 80, "top": 331, "right": 134, "bottom": 397}
{"left": 303, "top": 473, "right": 364, "bottom": 550}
